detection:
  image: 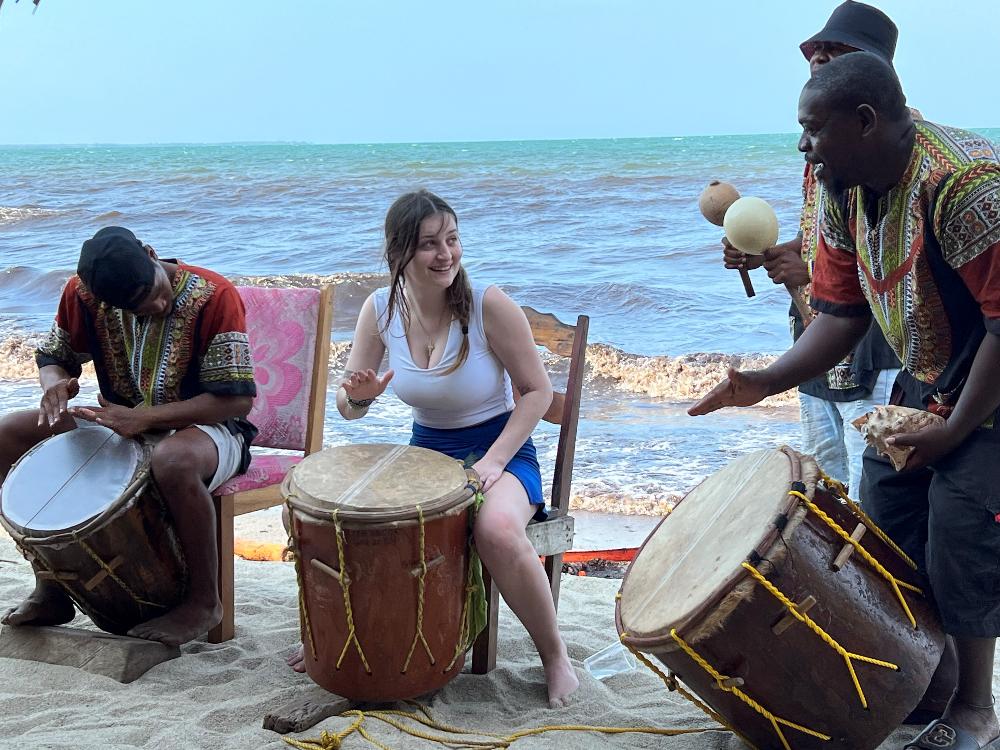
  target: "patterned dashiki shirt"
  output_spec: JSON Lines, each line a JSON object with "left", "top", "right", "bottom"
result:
{"left": 811, "top": 121, "right": 1000, "bottom": 409}
{"left": 794, "top": 163, "right": 899, "bottom": 401}
{"left": 35, "top": 260, "right": 258, "bottom": 471}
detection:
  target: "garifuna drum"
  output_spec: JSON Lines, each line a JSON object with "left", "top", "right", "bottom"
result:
{"left": 0, "top": 422, "right": 187, "bottom": 634}
{"left": 616, "top": 447, "right": 945, "bottom": 750}
{"left": 282, "top": 443, "right": 480, "bottom": 702}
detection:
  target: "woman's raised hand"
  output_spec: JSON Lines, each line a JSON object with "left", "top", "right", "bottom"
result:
{"left": 342, "top": 368, "right": 394, "bottom": 401}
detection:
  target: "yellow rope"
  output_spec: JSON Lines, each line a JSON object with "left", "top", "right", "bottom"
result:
{"left": 331, "top": 509, "right": 371, "bottom": 674}
{"left": 282, "top": 713, "right": 365, "bottom": 749}
{"left": 791, "top": 490, "right": 922, "bottom": 628}
{"left": 445, "top": 492, "right": 485, "bottom": 672}
{"left": 282, "top": 702, "right": 725, "bottom": 750}
{"left": 618, "top": 632, "right": 754, "bottom": 748}
{"left": 740, "top": 561, "right": 897, "bottom": 709}
{"left": 78, "top": 540, "right": 166, "bottom": 610}
{"left": 286, "top": 502, "right": 317, "bottom": 661}
{"left": 445, "top": 554, "right": 477, "bottom": 672}
{"left": 669, "top": 628, "right": 831, "bottom": 749}
{"left": 817, "top": 470, "right": 919, "bottom": 571}
{"left": 402, "top": 505, "right": 435, "bottom": 672}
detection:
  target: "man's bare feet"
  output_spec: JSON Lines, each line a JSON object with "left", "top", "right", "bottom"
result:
{"left": 1, "top": 583, "right": 76, "bottom": 627}
{"left": 127, "top": 598, "right": 222, "bottom": 647}
{"left": 286, "top": 643, "right": 307, "bottom": 673}
{"left": 543, "top": 651, "right": 579, "bottom": 708}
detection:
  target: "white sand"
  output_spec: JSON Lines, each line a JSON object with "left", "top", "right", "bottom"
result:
{"left": 0, "top": 529, "right": 930, "bottom": 750}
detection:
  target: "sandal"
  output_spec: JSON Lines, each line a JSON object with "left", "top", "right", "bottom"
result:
{"left": 905, "top": 720, "right": 1000, "bottom": 749}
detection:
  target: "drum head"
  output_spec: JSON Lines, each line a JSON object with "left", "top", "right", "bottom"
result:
{"left": 618, "top": 449, "right": 796, "bottom": 640}
{"left": 284, "top": 444, "right": 474, "bottom": 523}
{"left": 1, "top": 423, "right": 144, "bottom": 534}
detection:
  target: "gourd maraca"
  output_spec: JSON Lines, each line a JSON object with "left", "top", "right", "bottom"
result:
{"left": 698, "top": 181, "right": 757, "bottom": 297}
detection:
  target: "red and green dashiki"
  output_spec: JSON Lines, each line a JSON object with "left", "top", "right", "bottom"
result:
{"left": 794, "top": 164, "right": 900, "bottom": 400}
{"left": 35, "top": 261, "right": 258, "bottom": 470}
{"left": 811, "top": 120, "right": 1000, "bottom": 408}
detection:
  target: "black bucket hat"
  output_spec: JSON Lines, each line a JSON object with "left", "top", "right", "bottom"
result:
{"left": 77, "top": 226, "right": 157, "bottom": 310}
{"left": 800, "top": 1, "right": 897, "bottom": 63}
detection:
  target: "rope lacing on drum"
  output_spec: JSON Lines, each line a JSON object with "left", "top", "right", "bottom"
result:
{"left": 668, "top": 628, "right": 832, "bottom": 750}
{"left": 445, "top": 519, "right": 481, "bottom": 673}
{"left": 818, "top": 470, "right": 919, "bottom": 571}
{"left": 741, "top": 561, "right": 898, "bottom": 709}
{"left": 401, "top": 505, "right": 435, "bottom": 673}
{"left": 286, "top": 501, "right": 318, "bottom": 662}
{"left": 331, "top": 509, "right": 371, "bottom": 674}
{"left": 790, "top": 489, "right": 923, "bottom": 628}
{"left": 78, "top": 539, "right": 166, "bottom": 611}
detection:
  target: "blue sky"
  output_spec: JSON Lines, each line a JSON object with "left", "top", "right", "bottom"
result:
{"left": 1, "top": 0, "right": 997, "bottom": 145}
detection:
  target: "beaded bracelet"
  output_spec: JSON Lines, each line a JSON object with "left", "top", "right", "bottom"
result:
{"left": 346, "top": 394, "right": 376, "bottom": 410}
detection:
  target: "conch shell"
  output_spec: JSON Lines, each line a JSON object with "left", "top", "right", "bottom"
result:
{"left": 852, "top": 405, "right": 945, "bottom": 471}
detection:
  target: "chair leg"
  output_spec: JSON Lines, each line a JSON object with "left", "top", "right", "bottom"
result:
{"left": 208, "top": 494, "right": 235, "bottom": 643}
{"left": 544, "top": 553, "right": 564, "bottom": 612}
{"left": 471, "top": 567, "right": 500, "bottom": 674}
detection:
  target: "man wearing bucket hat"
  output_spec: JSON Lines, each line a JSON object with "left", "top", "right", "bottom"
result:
{"left": 0, "top": 226, "right": 257, "bottom": 646}
{"left": 724, "top": 1, "right": 902, "bottom": 503}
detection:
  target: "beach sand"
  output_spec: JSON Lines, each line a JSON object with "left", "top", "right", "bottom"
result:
{"left": 0, "top": 526, "right": 944, "bottom": 750}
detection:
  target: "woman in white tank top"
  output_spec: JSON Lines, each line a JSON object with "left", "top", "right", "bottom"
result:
{"left": 332, "top": 190, "right": 578, "bottom": 707}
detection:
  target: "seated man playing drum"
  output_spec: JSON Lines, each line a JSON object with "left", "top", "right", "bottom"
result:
{"left": 287, "top": 189, "right": 579, "bottom": 708}
{"left": 0, "top": 226, "right": 257, "bottom": 646}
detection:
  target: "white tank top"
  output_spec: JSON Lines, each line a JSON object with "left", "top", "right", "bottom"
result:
{"left": 373, "top": 283, "right": 514, "bottom": 429}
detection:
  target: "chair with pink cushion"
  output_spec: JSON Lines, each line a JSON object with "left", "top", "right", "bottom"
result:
{"left": 208, "top": 285, "right": 333, "bottom": 643}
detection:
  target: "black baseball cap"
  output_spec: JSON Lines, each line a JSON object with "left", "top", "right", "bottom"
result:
{"left": 77, "top": 226, "right": 157, "bottom": 310}
{"left": 800, "top": 1, "right": 897, "bottom": 63}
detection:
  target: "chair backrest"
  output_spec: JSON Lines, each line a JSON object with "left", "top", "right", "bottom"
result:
{"left": 522, "top": 306, "right": 589, "bottom": 517}
{"left": 236, "top": 285, "right": 333, "bottom": 453}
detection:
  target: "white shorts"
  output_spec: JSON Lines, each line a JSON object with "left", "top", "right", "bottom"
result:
{"left": 193, "top": 423, "right": 245, "bottom": 493}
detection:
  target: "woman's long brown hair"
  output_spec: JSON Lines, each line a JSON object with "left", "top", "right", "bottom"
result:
{"left": 382, "top": 189, "right": 472, "bottom": 375}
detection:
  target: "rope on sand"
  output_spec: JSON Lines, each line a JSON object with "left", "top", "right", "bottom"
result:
{"left": 282, "top": 701, "right": 721, "bottom": 749}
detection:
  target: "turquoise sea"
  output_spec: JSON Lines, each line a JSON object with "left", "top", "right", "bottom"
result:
{"left": 2, "top": 131, "right": 998, "bottom": 513}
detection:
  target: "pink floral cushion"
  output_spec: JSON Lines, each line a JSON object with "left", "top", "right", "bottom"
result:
{"left": 237, "top": 286, "right": 321, "bottom": 451}
{"left": 215, "top": 453, "right": 303, "bottom": 496}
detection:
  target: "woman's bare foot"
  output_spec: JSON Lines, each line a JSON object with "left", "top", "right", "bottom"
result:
{"left": 1, "top": 583, "right": 75, "bottom": 627}
{"left": 543, "top": 652, "right": 579, "bottom": 708}
{"left": 286, "top": 643, "right": 307, "bottom": 673}
{"left": 127, "top": 598, "right": 222, "bottom": 647}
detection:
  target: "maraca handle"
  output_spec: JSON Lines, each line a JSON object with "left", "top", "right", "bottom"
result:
{"left": 739, "top": 269, "right": 755, "bottom": 297}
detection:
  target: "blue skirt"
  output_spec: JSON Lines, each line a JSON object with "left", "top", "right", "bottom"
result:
{"left": 410, "top": 411, "right": 546, "bottom": 520}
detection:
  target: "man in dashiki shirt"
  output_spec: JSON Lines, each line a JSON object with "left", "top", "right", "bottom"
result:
{"left": 0, "top": 226, "right": 257, "bottom": 646}
{"left": 691, "top": 54, "right": 1000, "bottom": 749}
{"left": 724, "top": 0, "right": 902, "bottom": 500}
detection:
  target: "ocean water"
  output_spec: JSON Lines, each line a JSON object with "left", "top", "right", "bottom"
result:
{"left": 2, "top": 131, "right": 997, "bottom": 514}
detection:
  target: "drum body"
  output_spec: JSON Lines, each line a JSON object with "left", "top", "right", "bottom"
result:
{"left": 0, "top": 423, "right": 187, "bottom": 635}
{"left": 284, "top": 443, "right": 477, "bottom": 702}
{"left": 617, "top": 448, "right": 944, "bottom": 750}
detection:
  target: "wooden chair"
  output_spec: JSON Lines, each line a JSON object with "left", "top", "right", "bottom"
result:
{"left": 208, "top": 285, "right": 334, "bottom": 643}
{"left": 470, "top": 306, "right": 589, "bottom": 673}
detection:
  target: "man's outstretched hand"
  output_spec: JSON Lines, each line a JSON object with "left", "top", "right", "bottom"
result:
{"left": 688, "top": 367, "right": 771, "bottom": 416}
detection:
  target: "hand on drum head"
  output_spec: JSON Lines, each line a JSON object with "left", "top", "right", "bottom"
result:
{"left": 71, "top": 394, "right": 150, "bottom": 439}
{"left": 343, "top": 368, "right": 394, "bottom": 402}
{"left": 38, "top": 377, "right": 80, "bottom": 428}
{"left": 687, "top": 367, "right": 771, "bottom": 416}
{"left": 470, "top": 456, "right": 504, "bottom": 493}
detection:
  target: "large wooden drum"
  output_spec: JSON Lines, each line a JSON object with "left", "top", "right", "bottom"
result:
{"left": 617, "top": 447, "right": 945, "bottom": 750}
{"left": 283, "top": 443, "right": 479, "bottom": 701}
{"left": 0, "top": 423, "right": 187, "bottom": 634}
